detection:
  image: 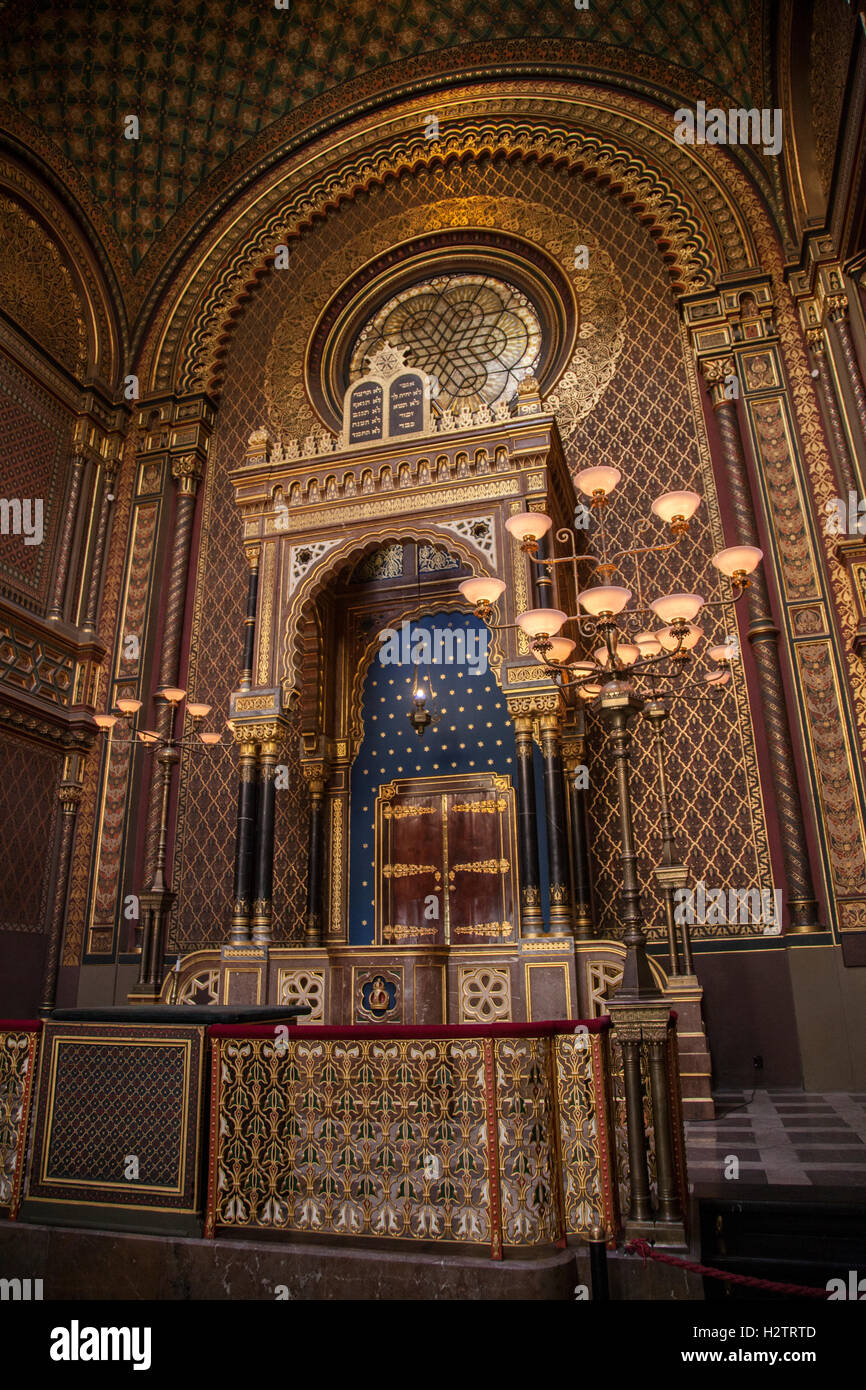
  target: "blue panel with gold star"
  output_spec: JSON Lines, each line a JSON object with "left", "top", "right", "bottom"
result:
{"left": 348, "top": 610, "right": 550, "bottom": 943}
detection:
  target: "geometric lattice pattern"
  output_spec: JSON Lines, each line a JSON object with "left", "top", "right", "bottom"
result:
{"left": 0, "top": 732, "right": 59, "bottom": 932}
{"left": 0, "top": 2, "right": 756, "bottom": 265}
{"left": 208, "top": 1027, "right": 619, "bottom": 1246}
{"left": 44, "top": 1040, "right": 187, "bottom": 1189}
{"left": 171, "top": 292, "right": 310, "bottom": 947}
{"left": 559, "top": 169, "right": 774, "bottom": 941}
{"left": 177, "top": 970, "right": 219, "bottom": 1005}
{"left": 0, "top": 354, "right": 72, "bottom": 613}
{"left": 25, "top": 1024, "right": 206, "bottom": 1218}
{"left": 351, "top": 274, "right": 542, "bottom": 411}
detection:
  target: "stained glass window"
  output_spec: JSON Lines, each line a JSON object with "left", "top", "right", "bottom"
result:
{"left": 350, "top": 273, "right": 542, "bottom": 411}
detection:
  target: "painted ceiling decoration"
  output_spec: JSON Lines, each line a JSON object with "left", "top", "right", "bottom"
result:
{"left": 0, "top": 0, "right": 763, "bottom": 275}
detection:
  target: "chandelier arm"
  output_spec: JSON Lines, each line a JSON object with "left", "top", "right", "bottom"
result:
{"left": 646, "top": 682, "right": 724, "bottom": 702}
{"left": 630, "top": 650, "right": 680, "bottom": 673}
{"left": 698, "top": 588, "right": 748, "bottom": 612}
{"left": 607, "top": 538, "right": 681, "bottom": 567}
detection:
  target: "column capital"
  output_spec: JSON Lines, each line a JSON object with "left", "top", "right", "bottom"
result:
{"left": 301, "top": 759, "right": 331, "bottom": 794}
{"left": 805, "top": 325, "right": 825, "bottom": 354}
{"left": 827, "top": 293, "right": 850, "bottom": 323}
{"left": 699, "top": 354, "right": 737, "bottom": 406}
{"left": 171, "top": 452, "right": 206, "bottom": 495}
{"left": 506, "top": 690, "right": 563, "bottom": 721}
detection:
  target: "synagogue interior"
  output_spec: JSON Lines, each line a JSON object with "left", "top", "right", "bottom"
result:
{"left": 0, "top": 0, "right": 865, "bottom": 1318}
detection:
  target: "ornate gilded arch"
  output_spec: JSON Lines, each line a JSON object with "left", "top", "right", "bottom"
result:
{"left": 0, "top": 150, "right": 125, "bottom": 386}
{"left": 135, "top": 82, "right": 776, "bottom": 399}
{"left": 281, "top": 523, "right": 505, "bottom": 709}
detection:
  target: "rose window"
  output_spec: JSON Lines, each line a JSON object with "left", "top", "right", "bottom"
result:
{"left": 350, "top": 274, "right": 542, "bottom": 411}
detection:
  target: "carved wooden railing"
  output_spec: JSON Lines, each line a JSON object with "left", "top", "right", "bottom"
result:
{"left": 0, "top": 1020, "right": 41, "bottom": 1220}
{"left": 205, "top": 1019, "right": 621, "bottom": 1256}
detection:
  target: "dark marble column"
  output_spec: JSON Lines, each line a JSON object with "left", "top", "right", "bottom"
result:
{"left": 47, "top": 449, "right": 88, "bottom": 622}
{"left": 539, "top": 713, "right": 573, "bottom": 936}
{"left": 303, "top": 765, "right": 328, "bottom": 946}
{"left": 620, "top": 1035, "right": 652, "bottom": 1222}
{"left": 231, "top": 734, "right": 259, "bottom": 945}
{"left": 39, "top": 763, "right": 84, "bottom": 1016}
{"left": 512, "top": 715, "right": 544, "bottom": 937}
{"left": 82, "top": 458, "right": 119, "bottom": 635}
{"left": 648, "top": 1035, "right": 681, "bottom": 1224}
{"left": 599, "top": 690, "right": 658, "bottom": 999}
{"left": 701, "top": 356, "right": 821, "bottom": 933}
{"left": 251, "top": 731, "right": 280, "bottom": 946}
{"left": 240, "top": 546, "right": 260, "bottom": 691}
{"left": 142, "top": 455, "right": 204, "bottom": 884}
{"left": 562, "top": 727, "right": 594, "bottom": 939}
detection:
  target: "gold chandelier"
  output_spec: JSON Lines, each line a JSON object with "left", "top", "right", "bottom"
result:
{"left": 458, "top": 464, "right": 762, "bottom": 694}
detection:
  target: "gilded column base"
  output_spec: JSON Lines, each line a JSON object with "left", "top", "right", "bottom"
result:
{"left": 548, "top": 887, "right": 574, "bottom": 937}
{"left": 230, "top": 900, "right": 252, "bottom": 946}
{"left": 304, "top": 912, "right": 323, "bottom": 947}
{"left": 250, "top": 900, "right": 272, "bottom": 946}
{"left": 785, "top": 902, "right": 824, "bottom": 936}
{"left": 520, "top": 886, "right": 545, "bottom": 937}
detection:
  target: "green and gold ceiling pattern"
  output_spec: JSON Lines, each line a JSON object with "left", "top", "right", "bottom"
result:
{"left": 0, "top": 0, "right": 759, "bottom": 267}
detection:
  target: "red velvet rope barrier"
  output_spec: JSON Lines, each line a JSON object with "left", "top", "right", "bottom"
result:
{"left": 624, "top": 1239, "right": 830, "bottom": 1299}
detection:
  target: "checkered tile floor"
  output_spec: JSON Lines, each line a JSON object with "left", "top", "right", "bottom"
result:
{"left": 685, "top": 1091, "right": 866, "bottom": 1187}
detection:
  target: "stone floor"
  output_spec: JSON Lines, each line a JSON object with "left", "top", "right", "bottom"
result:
{"left": 684, "top": 1090, "right": 866, "bottom": 1187}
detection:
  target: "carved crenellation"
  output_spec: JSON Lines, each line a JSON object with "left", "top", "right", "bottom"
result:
{"left": 246, "top": 402, "right": 534, "bottom": 472}
{"left": 240, "top": 418, "right": 554, "bottom": 539}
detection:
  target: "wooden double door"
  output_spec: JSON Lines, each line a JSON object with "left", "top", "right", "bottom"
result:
{"left": 375, "top": 773, "right": 517, "bottom": 945}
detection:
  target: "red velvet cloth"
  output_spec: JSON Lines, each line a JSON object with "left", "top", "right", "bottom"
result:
{"left": 207, "top": 1017, "right": 611, "bottom": 1039}
{"left": 0, "top": 1019, "right": 42, "bottom": 1031}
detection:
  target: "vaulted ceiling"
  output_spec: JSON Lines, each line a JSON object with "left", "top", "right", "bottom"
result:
{"left": 0, "top": 0, "right": 765, "bottom": 271}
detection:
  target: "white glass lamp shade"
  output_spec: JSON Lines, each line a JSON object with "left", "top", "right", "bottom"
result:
{"left": 458, "top": 577, "right": 506, "bottom": 605}
{"left": 649, "top": 592, "right": 705, "bottom": 623}
{"left": 573, "top": 466, "right": 622, "bottom": 498}
{"left": 186, "top": 702, "right": 212, "bottom": 719}
{"left": 137, "top": 730, "right": 160, "bottom": 744}
{"left": 615, "top": 642, "right": 640, "bottom": 666}
{"left": 534, "top": 636, "right": 576, "bottom": 663}
{"left": 712, "top": 545, "right": 762, "bottom": 577}
{"left": 704, "top": 668, "right": 731, "bottom": 686}
{"left": 115, "top": 697, "right": 142, "bottom": 715}
{"left": 658, "top": 622, "right": 704, "bottom": 652}
{"left": 651, "top": 490, "right": 701, "bottom": 524}
{"left": 634, "top": 630, "right": 663, "bottom": 657}
{"left": 571, "top": 661, "right": 598, "bottom": 678}
{"left": 199, "top": 731, "right": 222, "bottom": 745}
{"left": 504, "top": 512, "right": 552, "bottom": 543}
{"left": 516, "top": 608, "right": 568, "bottom": 637}
{"left": 594, "top": 643, "right": 640, "bottom": 667}
{"left": 577, "top": 585, "right": 632, "bottom": 616}
{"left": 93, "top": 713, "right": 118, "bottom": 730}
{"left": 160, "top": 686, "right": 186, "bottom": 704}
{"left": 578, "top": 682, "right": 603, "bottom": 699}
{"left": 708, "top": 643, "right": 737, "bottom": 662}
